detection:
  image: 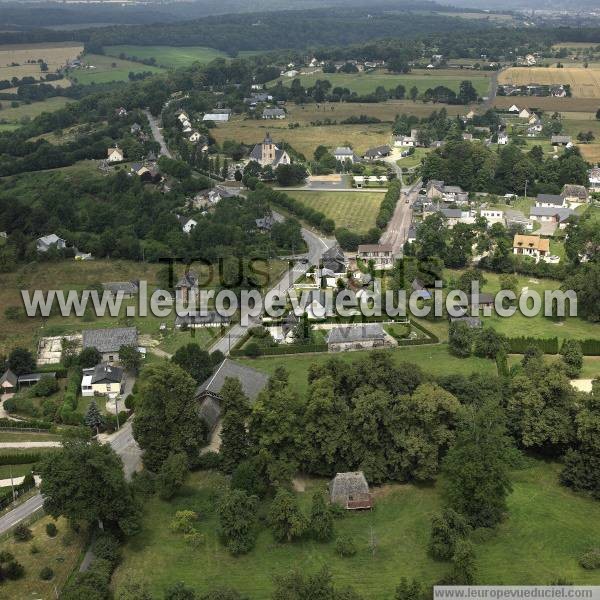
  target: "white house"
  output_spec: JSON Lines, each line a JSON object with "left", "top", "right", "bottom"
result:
{"left": 81, "top": 364, "right": 124, "bottom": 398}
{"left": 178, "top": 216, "right": 198, "bottom": 234}
{"left": 333, "top": 147, "right": 357, "bottom": 163}
{"left": 481, "top": 209, "right": 505, "bottom": 226}
{"left": 203, "top": 113, "right": 230, "bottom": 122}
{"left": 535, "top": 194, "right": 567, "bottom": 209}
{"left": 189, "top": 131, "right": 202, "bottom": 143}
{"left": 530, "top": 207, "right": 573, "bottom": 229}
{"left": 588, "top": 167, "right": 600, "bottom": 191}
{"left": 498, "top": 132, "right": 509, "bottom": 145}
{"left": 519, "top": 108, "right": 532, "bottom": 119}
{"left": 508, "top": 104, "right": 520, "bottom": 113}
{"left": 262, "top": 108, "right": 286, "bottom": 119}
{"left": 37, "top": 234, "right": 66, "bottom": 253}
{"left": 177, "top": 112, "right": 189, "bottom": 123}
{"left": 107, "top": 147, "right": 124, "bottom": 163}
{"left": 513, "top": 234, "right": 549, "bottom": 263}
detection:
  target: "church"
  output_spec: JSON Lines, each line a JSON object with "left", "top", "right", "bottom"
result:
{"left": 249, "top": 133, "right": 291, "bottom": 167}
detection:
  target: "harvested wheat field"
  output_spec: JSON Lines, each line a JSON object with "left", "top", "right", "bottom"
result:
{"left": 0, "top": 42, "right": 83, "bottom": 80}
{"left": 494, "top": 96, "right": 600, "bottom": 113}
{"left": 499, "top": 67, "right": 600, "bottom": 98}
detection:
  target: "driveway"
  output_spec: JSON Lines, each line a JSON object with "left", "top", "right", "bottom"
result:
{"left": 143, "top": 109, "right": 172, "bottom": 158}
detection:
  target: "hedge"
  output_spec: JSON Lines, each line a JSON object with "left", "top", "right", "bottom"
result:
{"left": 507, "top": 336, "right": 559, "bottom": 355}
{"left": 375, "top": 180, "right": 401, "bottom": 230}
{"left": 580, "top": 339, "right": 600, "bottom": 356}
{"left": 0, "top": 452, "right": 48, "bottom": 466}
{"left": 0, "top": 418, "right": 52, "bottom": 430}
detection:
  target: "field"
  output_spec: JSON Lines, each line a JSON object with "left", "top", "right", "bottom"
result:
{"left": 112, "top": 462, "right": 600, "bottom": 599}
{"left": 0, "top": 514, "right": 86, "bottom": 599}
{"left": 498, "top": 67, "right": 600, "bottom": 98}
{"left": 0, "top": 96, "right": 72, "bottom": 125}
{"left": 494, "top": 95, "right": 600, "bottom": 113}
{"left": 271, "top": 69, "right": 490, "bottom": 98}
{"left": 0, "top": 42, "right": 83, "bottom": 81}
{"left": 562, "top": 117, "right": 600, "bottom": 162}
{"left": 104, "top": 45, "right": 228, "bottom": 69}
{"left": 66, "top": 53, "right": 164, "bottom": 85}
{"left": 288, "top": 191, "right": 384, "bottom": 233}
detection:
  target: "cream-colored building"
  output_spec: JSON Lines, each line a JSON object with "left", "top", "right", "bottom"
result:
{"left": 81, "top": 364, "right": 124, "bottom": 398}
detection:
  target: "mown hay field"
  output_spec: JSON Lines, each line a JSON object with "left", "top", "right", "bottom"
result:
{"left": 499, "top": 67, "right": 600, "bottom": 98}
{"left": 0, "top": 42, "right": 83, "bottom": 80}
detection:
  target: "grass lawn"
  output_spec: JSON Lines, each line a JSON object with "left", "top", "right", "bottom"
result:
{"left": 0, "top": 515, "right": 87, "bottom": 598}
{"left": 397, "top": 148, "right": 432, "bottom": 169}
{"left": 66, "top": 53, "right": 164, "bottom": 85}
{"left": 104, "top": 45, "right": 228, "bottom": 69}
{"left": 0, "top": 431, "right": 62, "bottom": 443}
{"left": 271, "top": 69, "right": 490, "bottom": 98}
{"left": 0, "top": 123, "right": 20, "bottom": 132}
{"left": 0, "top": 96, "right": 72, "bottom": 125}
{"left": 0, "top": 463, "right": 37, "bottom": 479}
{"left": 288, "top": 191, "right": 384, "bottom": 233}
{"left": 112, "top": 461, "right": 600, "bottom": 599}
{"left": 239, "top": 344, "right": 497, "bottom": 396}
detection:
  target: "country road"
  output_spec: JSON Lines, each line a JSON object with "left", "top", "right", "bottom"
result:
{"left": 0, "top": 422, "right": 141, "bottom": 535}
{"left": 379, "top": 178, "right": 421, "bottom": 256}
{"left": 144, "top": 109, "right": 172, "bottom": 158}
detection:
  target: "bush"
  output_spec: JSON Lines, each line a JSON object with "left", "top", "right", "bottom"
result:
{"left": 124, "top": 394, "right": 135, "bottom": 410}
{"left": 170, "top": 510, "right": 199, "bottom": 534}
{"left": 335, "top": 535, "right": 356, "bottom": 557}
{"left": 0, "top": 551, "right": 14, "bottom": 563}
{"left": 13, "top": 523, "right": 33, "bottom": 542}
{"left": 579, "top": 548, "right": 600, "bottom": 570}
{"left": 40, "top": 566, "right": 54, "bottom": 580}
{"left": 46, "top": 522, "right": 58, "bottom": 537}
{"left": 93, "top": 533, "right": 122, "bottom": 566}
{"left": 30, "top": 544, "right": 40, "bottom": 554}
{"left": 5, "top": 560, "right": 25, "bottom": 580}
{"left": 194, "top": 451, "right": 221, "bottom": 471}
{"left": 243, "top": 342, "right": 262, "bottom": 358}
{"left": 33, "top": 375, "right": 59, "bottom": 397}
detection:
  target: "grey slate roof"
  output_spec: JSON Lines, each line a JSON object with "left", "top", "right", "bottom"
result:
{"left": 175, "top": 311, "right": 231, "bottom": 327}
{"left": 18, "top": 372, "right": 56, "bottom": 384}
{"left": 0, "top": 369, "right": 18, "bottom": 388}
{"left": 536, "top": 194, "right": 564, "bottom": 206}
{"left": 326, "top": 324, "right": 385, "bottom": 345}
{"left": 530, "top": 207, "right": 574, "bottom": 222}
{"left": 84, "top": 364, "right": 123, "bottom": 384}
{"left": 175, "top": 270, "right": 199, "bottom": 290}
{"left": 322, "top": 244, "right": 346, "bottom": 273}
{"left": 82, "top": 327, "right": 138, "bottom": 354}
{"left": 364, "top": 144, "right": 391, "bottom": 158}
{"left": 329, "top": 471, "right": 370, "bottom": 504}
{"left": 262, "top": 108, "right": 286, "bottom": 118}
{"left": 195, "top": 359, "right": 270, "bottom": 431}
{"left": 102, "top": 281, "right": 139, "bottom": 295}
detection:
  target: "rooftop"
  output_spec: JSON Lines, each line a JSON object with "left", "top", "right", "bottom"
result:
{"left": 82, "top": 327, "right": 138, "bottom": 353}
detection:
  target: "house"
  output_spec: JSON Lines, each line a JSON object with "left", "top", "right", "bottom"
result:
{"left": 0, "top": 369, "right": 17, "bottom": 396}
{"left": 552, "top": 85, "right": 567, "bottom": 98}
{"left": 262, "top": 107, "right": 286, "bottom": 119}
{"left": 357, "top": 244, "right": 394, "bottom": 270}
{"left": 249, "top": 133, "right": 291, "bottom": 168}
{"left": 37, "top": 234, "right": 66, "bottom": 253}
{"left": 107, "top": 147, "right": 124, "bottom": 163}
{"left": 551, "top": 135, "right": 572, "bottom": 147}
{"left": 82, "top": 327, "right": 138, "bottom": 363}
{"left": 321, "top": 244, "right": 347, "bottom": 275}
{"left": 255, "top": 214, "right": 276, "bottom": 231}
{"left": 333, "top": 147, "right": 358, "bottom": 163}
{"left": 561, "top": 184, "right": 589, "bottom": 203}
{"left": 329, "top": 472, "right": 372, "bottom": 510}
{"left": 462, "top": 133, "right": 474, "bottom": 142}
{"left": 440, "top": 208, "right": 468, "bottom": 228}
{"left": 244, "top": 92, "right": 273, "bottom": 105}
{"left": 589, "top": 167, "right": 600, "bottom": 191}
{"left": 102, "top": 281, "right": 139, "bottom": 298}
{"left": 363, "top": 145, "right": 391, "bottom": 160}
{"left": 393, "top": 134, "right": 415, "bottom": 148}
{"left": 326, "top": 324, "right": 390, "bottom": 353}
{"left": 130, "top": 123, "right": 141, "bottom": 135}
{"left": 189, "top": 131, "right": 203, "bottom": 143}
{"left": 177, "top": 112, "right": 189, "bottom": 123}
{"left": 202, "top": 113, "right": 230, "bottom": 122}
{"left": 283, "top": 69, "right": 299, "bottom": 78}
{"left": 518, "top": 108, "right": 532, "bottom": 120}
{"left": 513, "top": 234, "right": 550, "bottom": 263}
{"left": 508, "top": 104, "right": 520, "bottom": 113}
{"left": 497, "top": 132, "right": 509, "bottom": 145}
{"left": 442, "top": 185, "right": 469, "bottom": 203}
{"left": 175, "top": 270, "right": 199, "bottom": 303}
{"left": 536, "top": 194, "right": 567, "bottom": 209}
{"left": 530, "top": 207, "right": 574, "bottom": 229}
{"left": 178, "top": 215, "right": 198, "bottom": 234}
{"left": 353, "top": 176, "right": 388, "bottom": 188}
{"left": 175, "top": 311, "right": 230, "bottom": 329}
{"left": 115, "top": 107, "right": 128, "bottom": 117}
{"left": 81, "top": 364, "right": 124, "bottom": 398}
{"left": 195, "top": 359, "right": 269, "bottom": 431}
{"left": 426, "top": 180, "right": 445, "bottom": 200}
{"left": 480, "top": 209, "right": 505, "bottom": 226}
{"left": 412, "top": 278, "right": 431, "bottom": 300}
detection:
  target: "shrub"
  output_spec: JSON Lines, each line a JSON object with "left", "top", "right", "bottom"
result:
{"left": 40, "top": 566, "right": 54, "bottom": 580}
{"left": 170, "top": 510, "right": 198, "bottom": 534}
{"left": 194, "top": 451, "right": 221, "bottom": 471}
{"left": 46, "top": 521, "right": 58, "bottom": 537}
{"left": 335, "top": 535, "right": 356, "bottom": 557}
{"left": 243, "top": 342, "right": 262, "bottom": 358}
{"left": 93, "top": 533, "right": 122, "bottom": 566}
{"left": 0, "top": 551, "right": 14, "bottom": 563}
{"left": 13, "top": 523, "right": 33, "bottom": 542}
{"left": 579, "top": 548, "right": 600, "bottom": 570}
{"left": 124, "top": 394, "right": 135, "bottom": 410}
{"left": 33, "top": 375, "right": 59, "bottom": 397}
{"left": 5, "top": 560, "right": 25, "bottom": 580}
{"left": 30, "top": 544, "right": 40, "bottom": 554}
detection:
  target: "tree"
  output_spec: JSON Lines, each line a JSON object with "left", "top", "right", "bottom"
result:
{"left": 39, "top": 440, "right": 140, "bottom": 535}
{"left": 217, "top": 489, "right": 258, "bottom": 555}
{"left": 219, "top": 378, "right": 251, "bottom": 473}
{"left": 428, "top": 508, "right": 470, "bottom": 560}
{"left": 410, "top": 86, "right": 419, "bottom": 101}
{"left": 395, "top": 578, "right": 424, "bottom": 600}
{"left": 269, "top": 488, "right": 307, "bottom": 543}
{"left": 449, "top": 321, "right": 473, "bottom": 358}
{"left": 156, "top": 453, "right": 188, "bottom": 500}
{"left": 272, "top": 567, "right": 360, "bottom": 600}
{"left": 309, "top": 492, "right": 334, "bottom": 542}
{"left": 132, "top": 363, "right": 205, "bottom": 472}
{"left": 171, "top": 344, "right": 214, "bottom": 384}
{"left": 275, "top": 164, "right": 307, "bottom": 186}
{"left": 443, "top": 401, "right": 513, "bottom": 527}
{"left": 560, "top": 339, "right": 583, "bottom": 378}
{"left": 450, "top": 539, "right": 476, "bottom": 584}
{"left": 84, "top": 400, "right": 104, "bottom": 435}
{"left": 473, "top": 328, "right": 507, "bottom": 359}
{"left": 78, "top": 347, "right": 101, "bottom": 369}
{"left": 7, "top": 347, "right": 35, "bottom": 376}
{"left": 119, "top": 345, "right": 141, "bottom": 374}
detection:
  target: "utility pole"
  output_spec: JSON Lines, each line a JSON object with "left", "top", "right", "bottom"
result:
{"left": 114, "top": 395, "right": 120, "bottom": 431}
{"left": 9, "top": 465, "right": 15, "bottom": 505}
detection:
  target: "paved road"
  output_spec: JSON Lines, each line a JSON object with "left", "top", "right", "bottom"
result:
{"left": 144, "top": 109, "right": 172, "bottom": 158}
{"left": 209, "top": 218, "right": 334, "bottom": 356}
{"left": 0, "top": 442, "right": 62, "bottom": 449}
{"left": 379, "top": 179, "right": 421, "bottom": 256}
{"left": 0, "top": 421, "right": 142, "bottom": 535}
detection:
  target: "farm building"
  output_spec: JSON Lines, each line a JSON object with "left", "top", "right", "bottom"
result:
{"left": 326, "top": 324, "right": 391, "bottom": 353}
{"left": 329, "top": 472, "right": 373, "bottom": 510}
{"left": 82, "top": 327, "right": 138, "bottom": 363}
